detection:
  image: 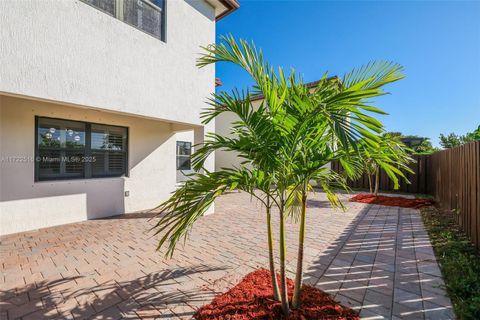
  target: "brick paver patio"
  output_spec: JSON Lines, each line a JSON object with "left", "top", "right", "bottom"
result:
{"left": 1, "top": 191, "right": 454, "bottom": 319}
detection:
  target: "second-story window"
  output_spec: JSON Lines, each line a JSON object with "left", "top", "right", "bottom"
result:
{"left": 81, "top": 0, "right": 165, "bottom": 41}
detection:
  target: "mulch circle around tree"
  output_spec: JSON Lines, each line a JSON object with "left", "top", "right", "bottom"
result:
{"left": 194, "top": 269, "right": 359, "bottom": 319}
{"left": 350, "top": 193, "right": 434, "bottom": 208}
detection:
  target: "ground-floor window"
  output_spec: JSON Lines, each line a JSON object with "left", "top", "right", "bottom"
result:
{"left": 35, "top": 116, "right": 128, "bottom": 181}
{"left": 176, "top": 141, "right": 192, "bottom": 170}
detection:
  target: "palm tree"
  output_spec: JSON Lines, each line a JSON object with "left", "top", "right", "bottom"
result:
{"left": 191, "top": 88, "right": 284, "bottom": 301}
{"left": 270, "top": 64, "right": 407, "bottom": 309}
{"left": 152, "top": 35, "right": 406, "bottom": 315}
{"left": 357, "top": 134, "right": 414, "bottom": 196}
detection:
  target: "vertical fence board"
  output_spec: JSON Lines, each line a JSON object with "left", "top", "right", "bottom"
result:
{"left": 331, "top": 141, "right": 480, "bottom": 248}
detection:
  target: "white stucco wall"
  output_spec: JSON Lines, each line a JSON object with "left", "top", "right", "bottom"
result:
{"left": 0, "top": 95, "right": 180, "bottom": 235}
{"left": 0, "top": 0, "right": 215, "bottom": 125}
{"left": 215, "top": 99, "right": 262, "bottom": 171}
{"left": 0, "top": 0, "right": 219, "bottom": 235}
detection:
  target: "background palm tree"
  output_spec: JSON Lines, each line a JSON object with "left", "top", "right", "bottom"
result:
{"left": 357, "top": 134, "right": 414, "bottom": 196}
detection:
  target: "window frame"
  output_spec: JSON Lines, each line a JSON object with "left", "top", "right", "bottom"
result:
{"left": 176, "top": 141, "right": 192, "bottom": 171}
{"left": 35, "top": 116, "right": 129, "bottom": 182}
{"left": 80, "top": 0, "right": 166, "bottom": 42}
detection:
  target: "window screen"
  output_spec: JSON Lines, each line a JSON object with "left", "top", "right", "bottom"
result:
{"left": 81, "top": 0, "right": 116, "bottom": 16}
{"left": 176, "top": 141, "right": 191, "bottom": 170}
{"left": 124, "top": 0, "right": 163, "bottom": 39}
{"left": 80, "top": 0, "right": 165, "bottom": 41}
{"left": 35, "top": 117, "right": 128, "bottom": 181}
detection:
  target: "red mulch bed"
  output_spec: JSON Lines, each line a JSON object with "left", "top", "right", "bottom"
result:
{"left": 350, "top": 193, "right": 434, "bottom": 208}
{"left": 194, "top": 269, "right": 359, "bottom": 320}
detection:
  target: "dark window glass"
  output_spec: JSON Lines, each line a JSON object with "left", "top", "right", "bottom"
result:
{"left": 92, "top": 152, "right": 127, "bottom": 176}
{"left": 91, "top": 124, "right": 126, "bottom": 151}
{"left": 38, "top": 118, "right": 86, "bottom": 149}
{"left": 35, "top": 117, "right": 128, "bottom": 181}
{"left": 82, "top": 0, "right": 116, "bottom": 16}
{"left": 65, "top": 151, "right": 86, "bottom": 176}
{"left": 38, "top": 150, "right": 61, "bottom": 177}
{"left": 37, "top": 118, "right": 86, "bottom": 180}
{"left": 176, "top": 141, "right": 191, "bottom": 170}
{"left": 91, "top": 124, "right": 127, "bottom": 177}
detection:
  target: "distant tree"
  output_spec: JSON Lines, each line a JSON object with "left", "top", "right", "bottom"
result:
{"left": 411, "top": 138, "right": 439, "bottom": 154}
{"left": 439, "top": 125, "right": 480, "bottom": 149}
{"left": 467, "top": 125, "right": 480, "bottom": 141}
{"left": 439, "top": 133, "right": 464, "bottom": 148}
{"left": 384, "top": 132, "right": 438, "bottom": 154}
{"left": 357, "top": 134, "right": 413, "bottom": 196}
{"left": 386, "top": 132, "right": 403, "bottom": 139}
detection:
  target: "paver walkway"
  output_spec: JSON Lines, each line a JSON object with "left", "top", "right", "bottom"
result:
{"left": 1, "top": 192, "right": 454, "bottom": 319}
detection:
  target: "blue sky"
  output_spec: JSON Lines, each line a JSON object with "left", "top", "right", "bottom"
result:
{"left": 215, "top": 0, "right": 480, "bottom": 146}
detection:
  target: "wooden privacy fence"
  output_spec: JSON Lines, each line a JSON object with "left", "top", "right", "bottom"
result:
{"left": 331, "top": 155, "right": 429, "bottom": 194}
{"left": 427, "top": 141, "right": 480, "bottom": 248}
{"left": 332, "top": 141, "right": 480, "bottom": 248}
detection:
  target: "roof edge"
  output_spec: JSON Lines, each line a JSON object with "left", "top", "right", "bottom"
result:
{"left": 216, "top": 0, "right": 240, "bottom": 21}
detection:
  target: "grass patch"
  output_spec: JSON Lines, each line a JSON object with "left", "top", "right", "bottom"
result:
{"left": 421, "top": 206, "right": 480, "bottom": 319}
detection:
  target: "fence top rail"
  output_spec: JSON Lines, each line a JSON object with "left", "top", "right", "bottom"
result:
{"left": 429, "top": 140, "right": 480, "bottom": 157}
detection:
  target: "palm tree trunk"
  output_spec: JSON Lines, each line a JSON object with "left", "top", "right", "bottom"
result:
{"left": 292, "top": 189, "right": 307, "bottom": 308}
{"left": 266, "top": 198, "right": 280, "bottom": 301}
{"left": 368, "top": 174, "right": 373, "bottom": 194}
{"left": 279, "top": 204, "right": 290, "bottom": 315}
{"left": 374, "top": 167, "right": 380, "bottom": 196}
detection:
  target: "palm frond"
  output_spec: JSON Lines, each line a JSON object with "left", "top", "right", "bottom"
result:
{"left": 151, "top": 171, "right": 231, "bottom": 257}
{"left": 151, "top": 167, "right": 278, "bottom": 257}
{"left": 342, "top": 61, "right": 405, "bottom": 91}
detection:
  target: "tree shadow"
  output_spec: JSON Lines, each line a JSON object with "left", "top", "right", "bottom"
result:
{"left": 306, "top": 199, "right": 335, "bottom": 209}
{"left": 302, "top": 203, "right": 455, "bottom": 319}
{"left": 1, "top": 265, "right": 227, "bottom": 319}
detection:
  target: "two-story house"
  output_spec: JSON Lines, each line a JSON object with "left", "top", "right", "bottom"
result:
{"left": 0, "top": 0, "right": 239, "bottom": 235}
